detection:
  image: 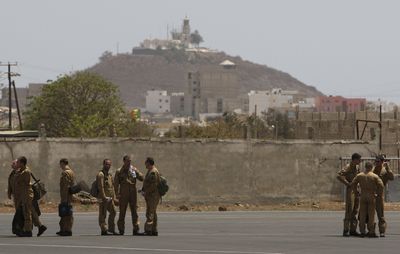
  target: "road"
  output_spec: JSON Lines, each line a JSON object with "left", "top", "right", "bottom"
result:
{"left": 0, "top": 211, "right": 399, "bottom": 254}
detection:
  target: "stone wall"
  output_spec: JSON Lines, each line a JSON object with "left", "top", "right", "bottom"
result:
{"left": 0, "top": 138, "right": 389, "bottom": 204}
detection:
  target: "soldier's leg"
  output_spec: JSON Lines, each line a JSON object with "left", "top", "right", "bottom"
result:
{"left": 107, "top": 201, "right": 117, "bottom": 233}
{"left": 343, "top": 188, "right": 352, "bottom": 234}
{"left": 358, "top": 198, "right": 367, "bottom": 235}
{"left": 144, "top": 196, "right": 160, "bottom": 234}
{"left": 376, "top": 196, "right": 386, "bottom": 234}
{"left": 350, "top": 193, "right": 360, "bottom": 233}
{"left": 98, "top": 201, "right": 107, "bottom": 232}
{"left": 117, "top": 195, "right": 128, "bottom": 233}
{"left": 367, "top": 197, "right": 376, "bottom": 235}
{"left": 129, "top": 192, "right": 140, "bottom": 233}
{"left": 21, "top": 202, "right": 33, "bottom": 232}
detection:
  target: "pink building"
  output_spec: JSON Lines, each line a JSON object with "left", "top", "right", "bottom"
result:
{"left": 315, "top": 96, "right": 366, "bottom": 113}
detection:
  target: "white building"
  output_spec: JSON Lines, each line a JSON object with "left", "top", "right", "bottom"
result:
{"left": 248, "top": 88, "right": 295, "bottom": 115}
{"left": 145, "top": 90, "right": 171, "bottom": 114}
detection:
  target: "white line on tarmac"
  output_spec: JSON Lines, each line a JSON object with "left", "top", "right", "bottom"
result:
{"left": 0, "top": 243, "right": 283, "bottom": 254}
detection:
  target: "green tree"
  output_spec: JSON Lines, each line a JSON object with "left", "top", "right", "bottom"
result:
{"left": 24, "top": 72, "right": 125, "bottom": 137}
{"left": 190, "top": 30, "right": 204, "bottom": 47}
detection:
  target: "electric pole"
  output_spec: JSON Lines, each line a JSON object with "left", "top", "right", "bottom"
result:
{"left": 0, "top": 62, "right": 19, "bottom": 130}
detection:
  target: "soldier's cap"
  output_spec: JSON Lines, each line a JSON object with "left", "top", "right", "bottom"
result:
{"left": 375, "top": 155, "right": 385, "bottom": 162}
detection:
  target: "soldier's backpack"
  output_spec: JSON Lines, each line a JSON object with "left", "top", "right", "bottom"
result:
{"left": 31, "top": 173, "right": 47, "bottom": 201}
{"left": 158, "top": 175, "right": 169, "bottom": 196}
{"left": 90, "top": 178, "right": 99, "bottom": 197}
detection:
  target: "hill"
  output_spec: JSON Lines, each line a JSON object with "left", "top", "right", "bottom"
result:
{"left": 87, "top": 49, "right": 323, "bottom": 108}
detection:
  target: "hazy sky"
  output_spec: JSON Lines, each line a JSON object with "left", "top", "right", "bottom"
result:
{"left": 1, "top": 0, "right": 400, "bottom": 102}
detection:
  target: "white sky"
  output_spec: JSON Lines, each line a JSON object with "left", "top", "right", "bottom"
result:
{"left": 1, "top": 0, "right": 400, "bottom": 102}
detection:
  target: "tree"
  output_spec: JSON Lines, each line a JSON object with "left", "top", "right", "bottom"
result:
{"left": 24, "top": 72, "right": 125, "bottom": 137}
{"left": 99, "top": 51, "right": 113, "bottom": 62}
{"left": 190, "top": 30, "right": 204, "bottom": 47}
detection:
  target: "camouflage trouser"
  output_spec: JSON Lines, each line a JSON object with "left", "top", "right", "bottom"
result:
{"left": 99, "top": 199, "right": 116, "bottom": 232}
{"left": 375, "top": 195, "right": 386, "bottom": 234}
{"left": 144, "top": 195, "right": 160, "bottom": 233}
{"left": 359, "top": 196, "right": 376, "bottom": 234}
{"left": 21, "top": 202, "right": 33, "bottom": 232}
{"left": 118, "top": 188, "right": 139, "bottom": 233}
{"left": 343, "top": 187, "right": 359, "bottom": 233}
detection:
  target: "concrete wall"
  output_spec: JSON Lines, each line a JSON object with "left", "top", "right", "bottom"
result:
{"left": 0, "top": 138, "right": 384, "bottom": 204}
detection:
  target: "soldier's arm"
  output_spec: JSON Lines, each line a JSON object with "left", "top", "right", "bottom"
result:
{"left": 376, "top": 176, "right": 385, "bottom": 197}
{"left": 97, "top": 172, "right": 107, "bottom": 200}
{"left": 383, "top": 162, "right": 395, "bottom": 181}
{"left": 111, "top": 176, "right": 117, "bottom": 200}
{"left": 135, "top": 168, "right": 144, "bottom": 182}
{"left": 7, "top": 173, "right": 13, "bottom": 199}
{"left": 350, "top": 175, "right": 359, "bottom": 192}
{"left": 337, "top": 166, "right": 351, "bottom": 187}
{"left": 60, "top": 172, "right": 69, "bottom": 203}
{"left": 114, "top": 170, "right": 120, "bottom": 197}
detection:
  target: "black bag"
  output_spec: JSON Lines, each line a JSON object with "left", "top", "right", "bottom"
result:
{"left": 90, "top": 179, "right": 99, "bottom": 197}
{"left": 31, "top": 173, "right": 47, "bottom": 201}
{"left": 158, "top": 175, "right": 169, "bottom": 196}
{"left": 58, "top": 203, "right": 73, "bottom": 217}
{"left": 69, "top": 183, "right": 82, "bottom": 194}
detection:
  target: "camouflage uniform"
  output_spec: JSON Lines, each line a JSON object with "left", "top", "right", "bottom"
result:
{"left": 337, "top": 162, "right": 360, "bottom": 234}
{"left": 97, "top": 170, "right": 117, "bottom": 233}
{"left": 373, "top": 163, "right": 394, "bottom": 235}
{"left": 59, "top": 166, "right": 75, "bottom": 233}
{"left": 351, "top": 171, "right": 384, "bottom": 236}
{"left": 142, "top": 167, "right": 161, "bottom": 235}
{"left": 114, "top": 165, "right": 144, "bottom": 234}
{"left": 14, "top": 166, "right": 34, "bottom": 233}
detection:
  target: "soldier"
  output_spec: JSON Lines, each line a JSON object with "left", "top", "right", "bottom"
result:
{"left": 97, "top": 159, "right": 117, "bottom": 235}
{"left": 141, "top": 157, "right": 161, "bottom": 236}
{"left": 337, "top": 153, "right": 361, "bottom": 237}
{"left": 14, "top": 156, "right": 34, "bottom": 237}
{"left": 114, "top": 155, "right": 144, "bottom": 235}
{"left": 373, "top": 154, "right": 394, "bottom": 237}
{"left": 57, "top": 158, "right": 75, "bottom": 236}
{"left": 351, "top": 162, "right": 384, "bottom": 238}
{"left": 8, "top": 159, "right": 21, "bottom": 235}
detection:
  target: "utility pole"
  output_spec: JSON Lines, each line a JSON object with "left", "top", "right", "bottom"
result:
{"left": 0, "top": 62, "right": 19, "bottom": 130}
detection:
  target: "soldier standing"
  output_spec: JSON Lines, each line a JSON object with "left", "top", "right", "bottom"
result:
{"left": 337, "top": 153, "right": 361, "bottom": 237}
{"left": 97, "top": 159, "right": 117, "bottom": 235}
{"left": 8, "top": 159, "right": 20, "bottom": 235}
{"left": 114, "top": 155, "right": 144, "bottom": 235}
{"left": 57, "top": 158, "right": 75, "bottom": 236}
{"left": 351, "top": 162, "right": 384, "bottom": 237}
{"left": 14, "top": 156, "right": 34, "bottom": 237}
{"left": 373, "top": 155, "right": 394, "bottom": 237}
{"left": 142, "top": 157, "right": 161, "bottom": 236}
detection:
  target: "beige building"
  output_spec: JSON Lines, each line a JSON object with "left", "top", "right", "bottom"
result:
{"left": 184, "top": 60, "right": 245, "bottom": 119}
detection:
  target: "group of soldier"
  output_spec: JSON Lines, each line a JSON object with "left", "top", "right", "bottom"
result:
{"left": 7, "top": 155, "right": 162, "bottom": 237}
{"left": 337, "top": 153, "right": 394, "bottom": 238}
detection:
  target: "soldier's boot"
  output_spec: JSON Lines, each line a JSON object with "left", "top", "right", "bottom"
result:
{"left": 18, "top": 231, "right": 32, "bottom": 237}
{"left": 133, "top": 225, "right": 140, "bottom": 235}
{"left": 37, "top": 225, "right": 47, "bottom": 237}
{"left": 349, "top": 231, "right": 360, "bottom": 237}
{"left": 101, "top": 230, "right": 113, "bottom": 236}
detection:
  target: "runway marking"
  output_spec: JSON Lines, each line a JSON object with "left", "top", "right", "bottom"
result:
{"left": 0, "top": 243, "right": 283, "bottom": 254}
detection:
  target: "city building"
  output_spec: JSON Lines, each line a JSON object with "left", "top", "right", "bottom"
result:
{"left": 145, "top": 90, "right": 171, "bottom": 114}
{"left": 248, "top": 88, "right": 296, "bottom": 115}
{"left": 170, "top": 92, "right": 185, "bottom": 116}
{"left": 315, "top": 95, "right": 366, "bottom": 113}
{"left": 184, "top": 60, "right": 245, "bottom": 119}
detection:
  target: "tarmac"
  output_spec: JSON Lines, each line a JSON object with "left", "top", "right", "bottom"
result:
{"left": 0, "top": 211, "right": 399, "bottom": 254}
